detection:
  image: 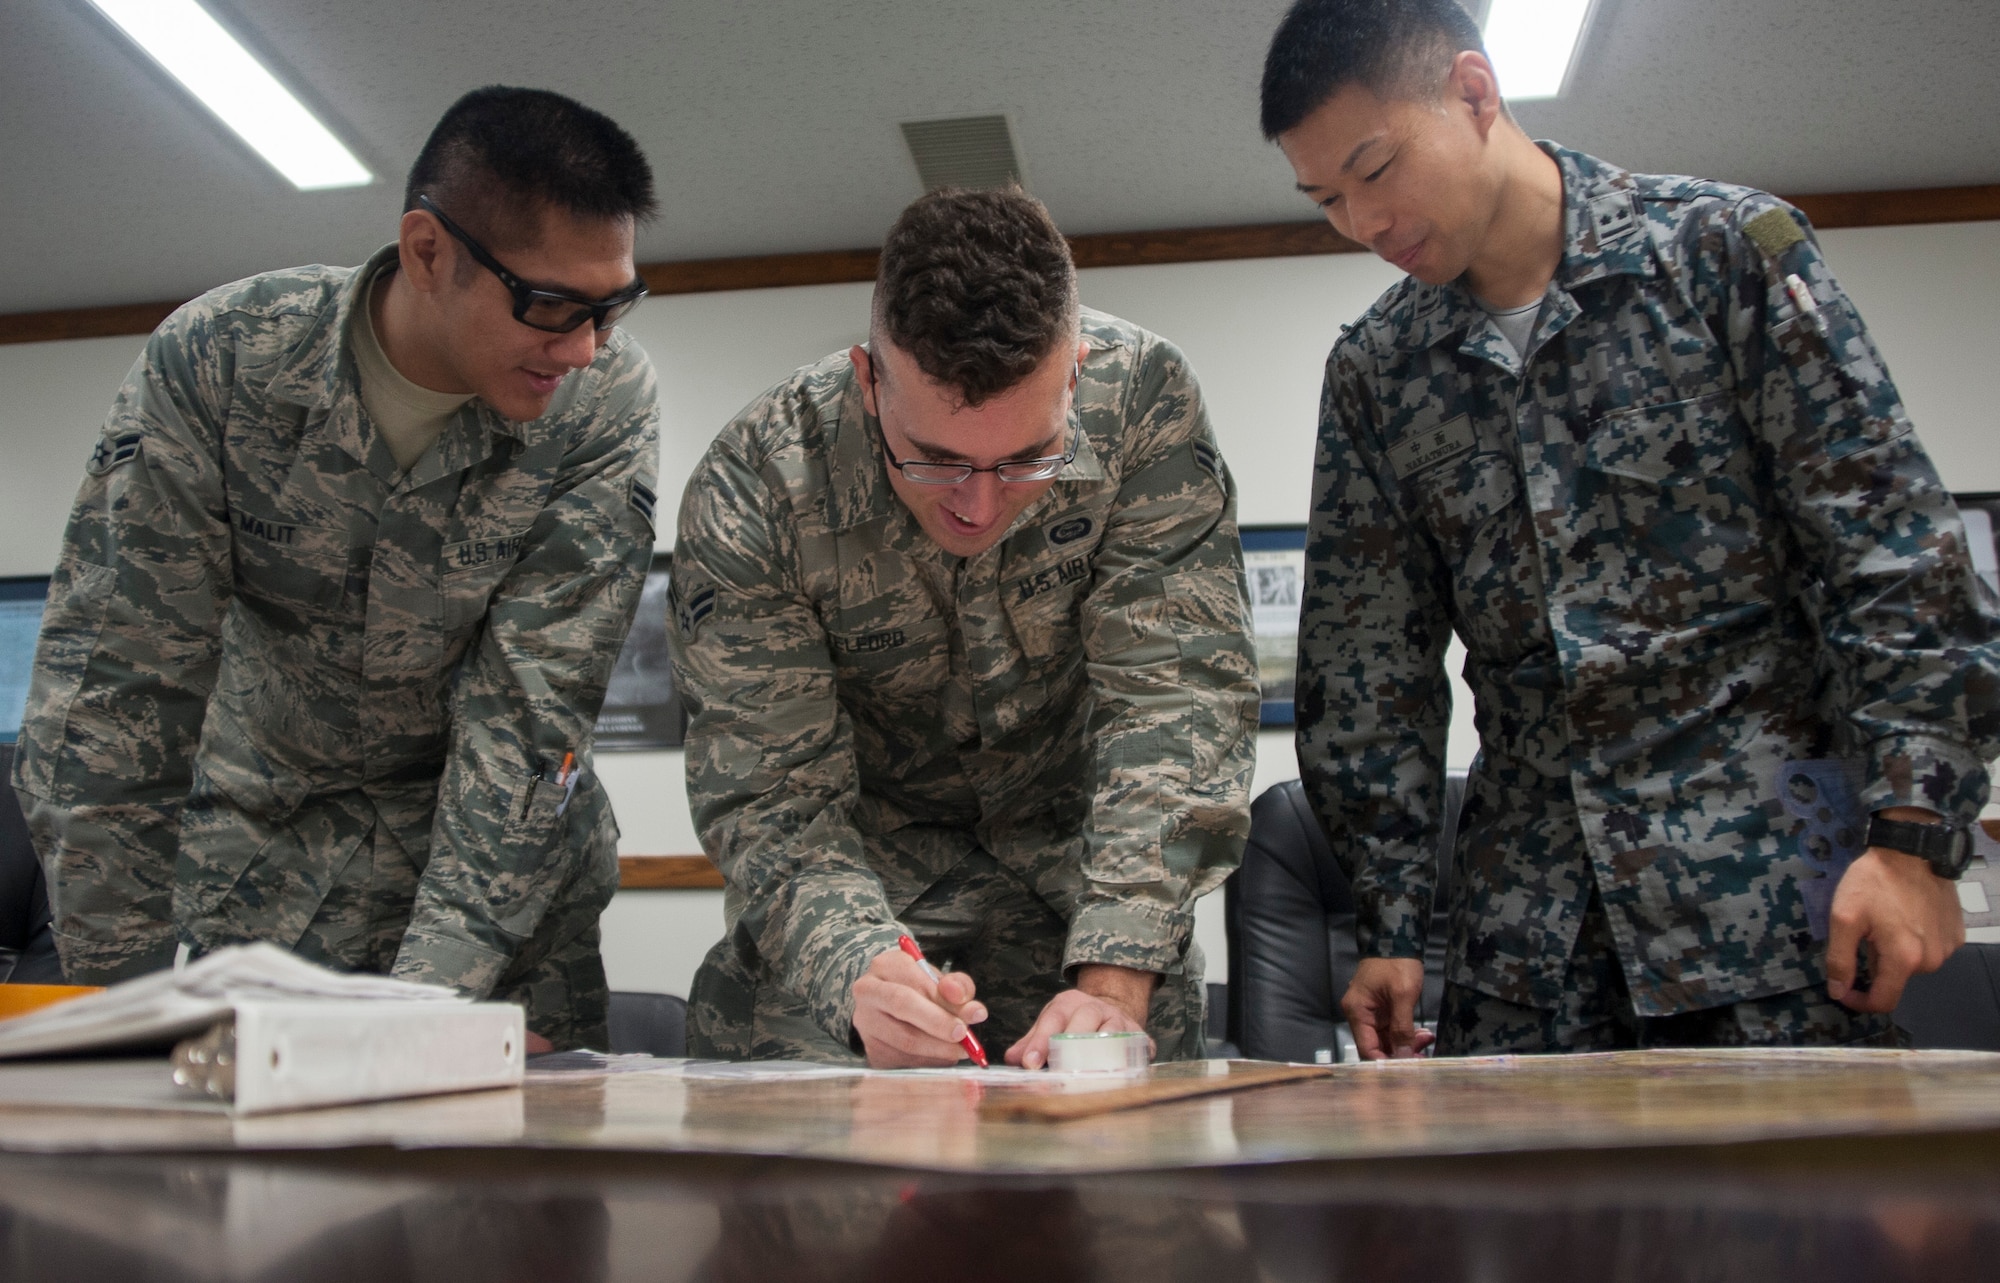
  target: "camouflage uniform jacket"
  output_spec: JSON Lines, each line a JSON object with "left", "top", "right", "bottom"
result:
{"left": 11, "top": 246, "right": 659, "bottom": 992}
{"left": 670, "top": 308, "right": 1260, "bottom": 1044}
{"left": 1297, "top": 145, "right": 2000, "bottom": 1016}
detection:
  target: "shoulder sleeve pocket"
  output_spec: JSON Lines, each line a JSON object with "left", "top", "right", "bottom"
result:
{"left": 14, "top": 559, "right": 116, "bottom": 801}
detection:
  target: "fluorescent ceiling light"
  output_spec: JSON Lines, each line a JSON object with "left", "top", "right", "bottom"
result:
{"left": 87, "top": 0, "right": 371, "bottom": 190}
{"left": 1482, "top": 0, "right": 1595, "bottom": 101}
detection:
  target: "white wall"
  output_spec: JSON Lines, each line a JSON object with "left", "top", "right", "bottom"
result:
{"left": 5, "top": 221, "right": 1998, "bottom": 999}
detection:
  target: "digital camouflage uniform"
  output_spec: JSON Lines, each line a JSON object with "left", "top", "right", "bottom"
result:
{"left": 11, "top": 246, "right": 659, "bottom": 1049}
{"left": 669, "top": 308, "right": 1260, "bottom": 1062}
{"left": 1296, "top": 145, "right": 2000, "bottom": 1053}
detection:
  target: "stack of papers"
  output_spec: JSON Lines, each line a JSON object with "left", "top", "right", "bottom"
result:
{"left": 0, "top": 942, "right": 462, "bottom": 1059}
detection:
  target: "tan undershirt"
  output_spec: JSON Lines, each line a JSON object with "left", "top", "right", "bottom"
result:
{"left": 352, "top": 268, "right": 473, "bottom": 471}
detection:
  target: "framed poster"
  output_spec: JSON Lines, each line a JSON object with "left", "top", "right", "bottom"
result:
{"left": 593, "top": 551, "right": 687, "bottom": 751}
{"left": 0, "top": 577, "right": 50, "bottom": 746}
{"left": 1955, "top": 493, "right": 2000, "bottom": 602}
{"left": 1240, "top": 525, "right": 1308, "bottom": 727}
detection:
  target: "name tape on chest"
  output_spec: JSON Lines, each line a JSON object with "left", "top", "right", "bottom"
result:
{"left": 445, "top": 534, "right": 525, "bottom": 572}
{"left": 834, "top": 628, "right": 907, "bottom": 654}
{"left": 1010, "top": 555, "right": 1089, "bottom": 604}
{"left": 1386, "top": 415, "right": 1476, "bottom": 479}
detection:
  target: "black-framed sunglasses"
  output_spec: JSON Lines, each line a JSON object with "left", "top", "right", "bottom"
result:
{"left": 867, "top": 351, "right": 1080, "bottom": 485}
{"left": 416, "top": 194, "right": 647, "bottom": 334}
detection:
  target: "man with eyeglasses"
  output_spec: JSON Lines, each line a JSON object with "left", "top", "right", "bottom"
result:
{"left": 13, "top": 86, "right": 659, "bottom": 1051}
{"left": 668, "top": 187, "right": 1260, "bottom": 1067}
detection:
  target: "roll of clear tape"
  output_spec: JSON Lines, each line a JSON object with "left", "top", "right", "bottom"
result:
{"left": 1047, "top": 1030, "right": 1149, "bottom": 1073}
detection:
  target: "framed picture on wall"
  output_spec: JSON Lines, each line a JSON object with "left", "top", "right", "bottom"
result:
{"left": 593, "top": 551, "right": 688, "bottom": 751}
{"left": 1241, "top": 525, "right": 1309, "bottom": 728}
{"left": 1955, "top": 493, "right": 2000, "bottom": 601}
{"left": 0, "top": 577, "right": 49, "bottom": 746}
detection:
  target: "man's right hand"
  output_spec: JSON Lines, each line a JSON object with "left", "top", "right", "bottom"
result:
{"left": 850, "top": 946, "right": 988, "bottom": 1069}
{"left": 1340, "top": 957, "right": 1435, "bottom": 1060}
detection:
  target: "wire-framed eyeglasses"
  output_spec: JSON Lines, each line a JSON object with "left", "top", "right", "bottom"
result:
{"left": 416, "top": 194, "right": 648, "bottom": 334}
{"left": 868, "top": 352, "right": 1079, "bottom": 485}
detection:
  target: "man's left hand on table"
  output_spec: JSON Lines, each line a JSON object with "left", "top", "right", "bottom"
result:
{"left": 1004, "top": 963, "right": 1158, "bottom": 1070}
{"left": 1825, "top": 806, "right": 1968, "bottom": 1013}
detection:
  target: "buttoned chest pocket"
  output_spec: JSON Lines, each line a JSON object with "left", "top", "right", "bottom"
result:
{"left": 830, "top": 616, "right": 950, "bottom": 714}
{"left": 1582, "top": 392, "right": 1784, "bottom": 618}
{"left": 1414, "top": 452, "right": 1520, "bottom": 544}
{"left": 231, "top": 516, "right": 351, "bottom": 619}
{"left": 440, "top": 534, "right": 524, "bottom": 635}
{"left": 1003, "top": 553, "right": 1090, "bottom": 665}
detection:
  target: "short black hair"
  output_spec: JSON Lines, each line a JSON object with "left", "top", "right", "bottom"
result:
{"left": 1260, "top": 0, "right": 1487, "bottom": 139}
{"left": 405, "top": 86, "right": 657, "bottom": 247}
{"left": 873, "top": 187, "right": 1078, "bottom": 409}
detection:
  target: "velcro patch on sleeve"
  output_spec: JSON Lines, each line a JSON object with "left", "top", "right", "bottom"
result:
{"left": 86, "top": 431, "right": 143, "bottom": 477}
{"left": 1743, "top": 207, "right": 1807, "bottom": 259}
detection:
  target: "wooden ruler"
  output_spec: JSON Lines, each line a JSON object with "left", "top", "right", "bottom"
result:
{"left": 981, "top": 1062, "right": 1333, "bottom": 1122}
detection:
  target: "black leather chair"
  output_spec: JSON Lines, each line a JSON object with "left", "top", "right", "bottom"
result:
{"left": 1223, "top": 770, "right": 2000, "bottom": 1058}
{"left": 0, "top": 744, "right": 62, "bottom": 984}
{"left": 607, "top": 990, "right": 689, "bottom": 1057}
{"left": 1896, "top": 945, "right": 2000, "bottom": 1051}
{"left": 1225, "top": 773, "right": 1463, "bottom": 1063}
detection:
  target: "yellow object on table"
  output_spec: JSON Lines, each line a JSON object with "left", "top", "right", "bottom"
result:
{"left": 0, "top": 985, "right": 103, "bottom": 1022}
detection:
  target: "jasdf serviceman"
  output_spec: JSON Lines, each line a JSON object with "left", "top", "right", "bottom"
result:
{"left": 668, "top": 187, "right": 1260, "bottom": 1068}
{"left": 12, "top": 87, "right": 661, "bottom": 1050}
{"left": 1262, "top": 0, "right": 2000, "bottom": 1058}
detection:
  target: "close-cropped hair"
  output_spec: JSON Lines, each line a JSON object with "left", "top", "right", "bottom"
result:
{"left": 873, "top": 186, "right": 1079, "bottom": 409}
{"left": 1260, "top": 0, "right": 1487, "bottom": 139}
{"left": 404, "top": 85, "right": 657, "bottom": 249}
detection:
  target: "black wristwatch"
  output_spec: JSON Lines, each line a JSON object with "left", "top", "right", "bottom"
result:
{"left": 1866, "top": 815, "right": 1975, "bottom": 880}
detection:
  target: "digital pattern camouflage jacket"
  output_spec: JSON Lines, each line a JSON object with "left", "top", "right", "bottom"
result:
{"left": 1297, "top": 145, "right": 2000, "bottom": 1016}
{"left": 669, "top": 308, "right": 1260, "bottom": 1049}
{"left": 12, "top": 246, "right": 659, "bottom": 1031}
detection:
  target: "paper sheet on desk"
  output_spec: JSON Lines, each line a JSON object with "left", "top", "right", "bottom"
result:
{"left": 0, "top": 942, "right": 464, "bottom": 1060}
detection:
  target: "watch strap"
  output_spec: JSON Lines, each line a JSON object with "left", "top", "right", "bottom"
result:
{"left": 1866, "top": 815, "right": 1974, "bottom": 879}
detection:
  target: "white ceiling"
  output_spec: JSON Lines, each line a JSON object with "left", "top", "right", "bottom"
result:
{"left": 3, "top": 0, "right": 1997, "bottom": 315}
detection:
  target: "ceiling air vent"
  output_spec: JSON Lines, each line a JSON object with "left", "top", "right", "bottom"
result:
{"left": 899, "top": 115, "right": 1024, "bottom": 192}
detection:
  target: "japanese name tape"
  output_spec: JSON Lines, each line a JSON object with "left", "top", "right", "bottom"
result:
{"left": 1047, "top": 1030, "right": 1149, "bottom": 1073}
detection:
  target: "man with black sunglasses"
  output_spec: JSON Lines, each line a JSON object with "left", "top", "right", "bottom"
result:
{"left": 13, "top": 87, "right": 660, "bottom": 1051}
{"left": 668, "top": 187, "right": 1260, "bottom": 1068}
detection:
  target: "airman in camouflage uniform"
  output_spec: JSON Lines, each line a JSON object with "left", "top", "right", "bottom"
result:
{"left": 670, "top": 251, "right": 1260, "bottom": 1064}
{"left": 1264, "top": 0, "right": 2000, "bottom": 1056}
{"left": 10, "top": 89, "right": 660, "bottom": 1049}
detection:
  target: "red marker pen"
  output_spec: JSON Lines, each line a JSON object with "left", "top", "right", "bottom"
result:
{"left": 896, "top": 934, "right": 989, "bottom": 1068}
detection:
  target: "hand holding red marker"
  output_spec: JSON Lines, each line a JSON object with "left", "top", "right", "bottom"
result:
{"left": 896, "top": 934, "right": 989, "bottom": 1068}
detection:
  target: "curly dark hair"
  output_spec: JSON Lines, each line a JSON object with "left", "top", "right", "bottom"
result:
{"left": 1260, "top": 0, "right": 1486, "bottom": 139}
{"left": 873, "top": 187, "right": 1078, "bottom": 408}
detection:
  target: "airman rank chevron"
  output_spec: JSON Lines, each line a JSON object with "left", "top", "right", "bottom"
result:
{"left": 672, "top": 581, "right": 716, "bottom": 639}
{"left": 87, "top": 431, "right": 142, "bottom": 476}
{"left": 1192, "top": 439, "right": 1223, "bottom": 483}
{"left": 629, "top": 479, "right": 657, "bottom": 531}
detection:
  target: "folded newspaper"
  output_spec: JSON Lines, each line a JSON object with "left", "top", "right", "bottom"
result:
{"left": 0, "top": 944, "right": 525, "bottom": 1113}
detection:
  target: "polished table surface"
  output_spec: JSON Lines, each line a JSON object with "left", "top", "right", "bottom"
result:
{"left": 2, "top": 1050, "right": 1999, "bottom": 1280}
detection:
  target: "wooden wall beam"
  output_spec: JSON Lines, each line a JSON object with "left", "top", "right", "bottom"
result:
{"left": 7, "top": 182, "right": 1997, "bottom": 346}
{"left": 1788, "top": 184, "right": 2000, "bottom": 231}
